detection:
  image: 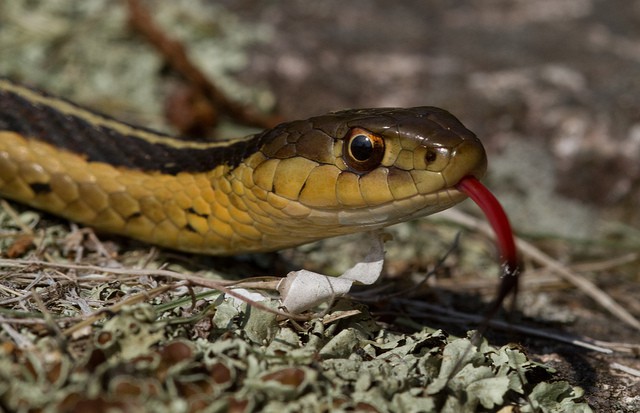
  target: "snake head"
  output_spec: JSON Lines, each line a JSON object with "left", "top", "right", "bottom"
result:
{"left": 237, "top": 107, "right": 486, "bottom": 249}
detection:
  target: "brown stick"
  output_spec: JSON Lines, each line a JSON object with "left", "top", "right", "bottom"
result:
{"left": 126, "top": 0, "right": 280, "bottom": 130}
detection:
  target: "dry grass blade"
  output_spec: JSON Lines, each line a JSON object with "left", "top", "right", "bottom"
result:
{"left": 0, "top": 199, "right": 33, "bottom": 235}
{"left": 62, "top": 282, "right": 179, "bottom": 337}
{"left": 0, "top": 258, "right": 313, "bottom": 322}
{"left": 395, "top": 297, "right": 623, "bottom": 354}
{"left": 610, "top": 362, "right": 640, "bottom": 378}
{"left": 440, "top": 209, "right": 640, "bottom": 332}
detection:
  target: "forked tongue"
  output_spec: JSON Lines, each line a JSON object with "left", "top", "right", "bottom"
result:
{"left": 455, "top": 176, "right": 522, "bottom": 319}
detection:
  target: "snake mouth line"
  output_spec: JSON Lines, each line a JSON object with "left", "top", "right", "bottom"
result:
{"left": 331, "top": 187, "right": 466, "bottom": 227}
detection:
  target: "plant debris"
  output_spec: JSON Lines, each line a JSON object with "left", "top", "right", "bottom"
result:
{"left": 278, "top": 232, "right": 387, "bottom": 313}
{"left": 0, "top": 296, "right": 592, "bottom": 413}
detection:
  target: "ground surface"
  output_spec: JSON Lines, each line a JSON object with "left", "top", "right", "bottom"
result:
{"left": 0, "top": 1, "right": 639, "bottom": 412}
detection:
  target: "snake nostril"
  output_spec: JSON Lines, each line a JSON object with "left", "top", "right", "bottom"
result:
{"left": 423, "top": 146, "right": 451, "bottom": 172}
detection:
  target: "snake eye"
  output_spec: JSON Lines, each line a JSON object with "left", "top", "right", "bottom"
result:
{"left": 343, "top": 128, "right": 385, "bottom": 172}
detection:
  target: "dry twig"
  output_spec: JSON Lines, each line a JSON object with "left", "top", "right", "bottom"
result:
{"left": 126, "top": 0, "right": 280, "bottom": 130}
{"left": 440, "top": 209, "right": 640, "bottom": 332}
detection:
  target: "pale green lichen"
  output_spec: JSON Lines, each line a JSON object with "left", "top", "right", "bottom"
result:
{"left": 0, "top": 0, "right": 274, "bottom": 133}
{"left": 0, "top": 298, "right": 593, "bottom": 412}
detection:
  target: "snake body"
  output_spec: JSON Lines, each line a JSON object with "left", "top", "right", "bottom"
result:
{"left": 0, "top": 78, "right": 486, "bottom": 254}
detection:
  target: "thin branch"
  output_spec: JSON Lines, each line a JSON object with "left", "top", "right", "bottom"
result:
{"left": 439, "top": 209, "right": 640, "bottom": 332}
{"left": 125, "top": 0, "right": 280, "bottom": 130}
{"left": 0, "top": 258, "right": 315, "bottom": 322}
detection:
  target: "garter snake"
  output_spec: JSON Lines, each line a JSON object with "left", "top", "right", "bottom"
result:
{"left": 0, "top": 78, "right": 486, "bottom": 255}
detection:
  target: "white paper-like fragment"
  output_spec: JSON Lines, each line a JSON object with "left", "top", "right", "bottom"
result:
{"left": 278, "top": 233, "right": 387, "bottom": 313}
{"left": 340, "top": 231, "right": 385, "bottom": 285}
{"left": 229, "top": 288, "right": 268, "bottom": 307}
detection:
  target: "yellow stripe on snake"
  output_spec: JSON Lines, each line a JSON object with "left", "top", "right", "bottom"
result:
{"left": 0, "top": 78, "right": 486, "bottom": 255}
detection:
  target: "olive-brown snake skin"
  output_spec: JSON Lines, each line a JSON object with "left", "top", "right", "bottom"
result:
{"left": 0, "top": 78, "right": 486, "bottom": 254}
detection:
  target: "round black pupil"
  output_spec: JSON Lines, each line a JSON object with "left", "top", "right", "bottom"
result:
{"left": 425, "top": 149, "right": 437, "bottom": 163}
{"left": 350, "top": 135, "right": 373, "bottom": 161}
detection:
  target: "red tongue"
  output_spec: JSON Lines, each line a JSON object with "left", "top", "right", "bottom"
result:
{"left": 455, "top": 176, "right": 522, "bottom": 312}
{"left": 455, "top": 176, "right": 518, "bottom": 267}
